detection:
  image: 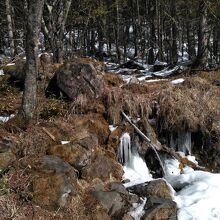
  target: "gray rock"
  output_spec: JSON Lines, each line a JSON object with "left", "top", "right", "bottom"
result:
{"left": 142, "top": 197, "right": 177, "bottom": 220}
{"left": 46, "top": 61, "right": 105, "bottom": 100}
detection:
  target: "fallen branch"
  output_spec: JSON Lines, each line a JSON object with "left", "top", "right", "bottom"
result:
{"left": 121, "top": 111, "right": 208, "bottom": 174}
{"left": 42, "top": 127, "right": 56, "bottom": 142}
{"left": 121, "top": 111, "right": 166, "bottom": 175}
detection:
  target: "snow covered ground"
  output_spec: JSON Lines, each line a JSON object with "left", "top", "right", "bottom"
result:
{"left": 119, "top": 133, "right": 220, "bottom": 220}
{"left": 165, "top": 158, "right": 220, "bottom": 220}
{"left": 0, "top": 69, "right": 4, "bottom": 75}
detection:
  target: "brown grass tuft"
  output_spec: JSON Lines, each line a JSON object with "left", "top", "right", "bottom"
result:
{"left": 158, "top": 76, "right": 220, "bottom": 134}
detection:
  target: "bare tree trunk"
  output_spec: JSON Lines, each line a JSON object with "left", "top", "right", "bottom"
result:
{"left": 194, "top": 0, "right": 209, "bottom": 69}
{"left": 186, "top": 21, "right": 196, "bottom": 60}
{"left": 156, "top": 0, "right": 164, "bottom": 61}
{"left": 22, "top": 0, "right": 44, "bottom": 119}
{"left": 115, "top": 0, "right": 121, "bottom": 63}
{"left": 170, "top": 0, "right": 178, "bottom": 65}
{"left": 213, "top": 26, "right": 220, "bottom": 66}
{"left": 148, "top": 0, "right": 156, "bottom": 64}
{"left": 5, "top": 0, "right": 15, "bottom": 57}
{"left": 43, "top": 0, "right": 72, "bottom": 63}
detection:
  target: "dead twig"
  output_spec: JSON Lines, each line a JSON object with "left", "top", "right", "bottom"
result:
{"left": 42, "top": 127, "right": 56, "bottom": 142}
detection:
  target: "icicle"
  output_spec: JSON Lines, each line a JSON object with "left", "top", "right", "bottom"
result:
{"left": 177, "top": 131, "right": 191, "bottom": 155}
{"left": 118, "top": 132, "right": 132, "bottom": 165}
{"left": 170, "top": 131, "right": 192, "bottom": 155}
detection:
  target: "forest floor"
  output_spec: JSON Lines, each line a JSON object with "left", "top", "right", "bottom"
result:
{"left": 0, "top": 58, "right": 219, "bottom": 219}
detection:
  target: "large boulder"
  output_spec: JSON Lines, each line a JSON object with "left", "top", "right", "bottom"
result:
{"left": 81, "top": 153, "right": 123, "bottom": 182}
{"left": 91, "top": 182, "right": 138, "bottom": 219}
{"left": 142, "top": 197, "right": 177, "bottom": 220}
{"left": 48, "top": 135, "right": 98, "bottom": 170}
{"left": 46, "top": 60, "right": 105, "bottom": 100}
{"left": 31, "top": 155, "right": 77, "bottom": 209}
{"left": 128, "top": 179, "right": 173, "bottom": 200}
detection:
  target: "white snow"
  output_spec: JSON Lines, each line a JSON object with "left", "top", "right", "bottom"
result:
{"left": 0, "top": 69, "right": 4, "bottom": 75}
{"left": 171, "top": 78, "right": 185, "bottom": 85}
{"left": 152, "top": 66, "right": 179, "bottom": 78}
{"left": 146, "top": 79, "right": 168, "bottom": 83}
{"left": 109, "top": 125, "right": 117, "bottom": 132}
{"left": 6, "top": 63, "right": 15, "bottom": 66}
{"left": 129, "top": 198, "right": 147, "bottom": 220}
{"left": 154, "top": 60, "right": 168, "bottom": 66}
{"left": 164, "top": 158, "right": 220, "bottom": 220}
{"left": 0, "top": 114, "right": 15, "bottom": 123}
{"left": 61, "top": 141, "right": 70, "bottom": 145}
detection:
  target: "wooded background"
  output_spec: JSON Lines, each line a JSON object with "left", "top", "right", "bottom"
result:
{"left": 0, "top": 0, "right": 220, "bottom": 68}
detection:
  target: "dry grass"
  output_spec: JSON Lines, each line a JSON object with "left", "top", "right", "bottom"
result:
{"left": 158, "top": 76, "right": 220, "bottom": 134}
{"left": 102, "top": 80, "right": 162, "bottom": 124}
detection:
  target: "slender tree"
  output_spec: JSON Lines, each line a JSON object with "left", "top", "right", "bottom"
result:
{"left": 5, "top": 0, "right": 14, "bottom": 56}
{"left": 22, "top": 0, "right": 44, "bottom": 119}
{"left": 194, "top": 0, "right": 209, "bottom": 68}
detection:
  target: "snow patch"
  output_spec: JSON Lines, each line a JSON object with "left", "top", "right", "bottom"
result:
{"left": 165, "top": 158, "right": 220, "bottom": 220}
{"left": 6, "top": 63, "right": 15, "bottom": 66}
{"left": 61, "top": 141, "right": 70, "bottom": 145}
{"left": 171, "top": 78, "right": 185, "bottom": 85}
{"left": 0, "top": 114, "right": 15, "bottom": 123}
{"left": 109, "top": 125, "right": 117, "bottom": 132}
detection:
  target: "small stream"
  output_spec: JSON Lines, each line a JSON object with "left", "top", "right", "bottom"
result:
{"left": 118, "top": 132, "right": 220, "bottom": 220}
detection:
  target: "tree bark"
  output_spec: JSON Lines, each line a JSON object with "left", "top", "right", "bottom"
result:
{"left": 5, "top": 0, "right": 15, "bottom": 57}
{"left": 194, "top": 0, "right": 209, "bottom": 69}
{"left": 170, "top": 0, "right": 178, "bottom": 65}
{"left": 43, "top": 0, "right": 72, "bottom": 63}
{"left": 22, "top": 0, "right": 44, "bottom": 119}
{"left": 148, "top": 0, "right": 156, "bottom": 64}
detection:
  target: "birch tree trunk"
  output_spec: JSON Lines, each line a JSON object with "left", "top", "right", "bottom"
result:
{"left": 22, "top": 0, "right": 44, "bottom": 119}
{"left": 5, "top": 0, "right": 15, "bottom": 57}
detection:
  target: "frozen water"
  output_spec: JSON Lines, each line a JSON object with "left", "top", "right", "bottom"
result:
{"left": 170, "top": 131, "right": 192, "bottom": 155}
{"left": 129, "top": 198, "right": 147, "bottom": 220}
{"left": 118, "top": 132, "right": 132, "bottom": 165}
{"left": 118, "top": 133, "right": 152, "bottom": 188}
{"left": 123, "top": 155, "right": 152, "bottom": 188}
{"left": 164, "top": 158, "right": 220, "bottom": 220}
{"left": 0, "top": 69, "right": 4, "bottom": 75}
